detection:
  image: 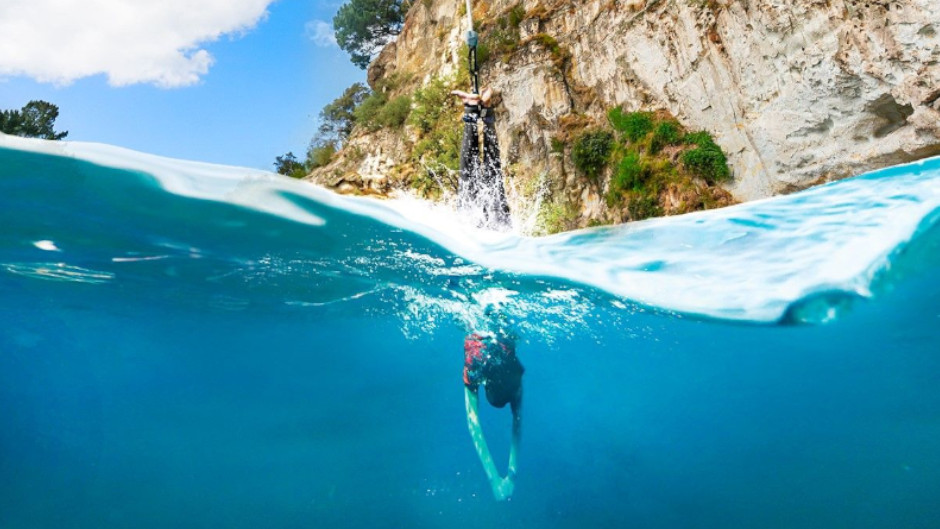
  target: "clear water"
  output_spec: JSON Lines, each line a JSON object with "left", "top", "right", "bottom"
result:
{"left": 2, "top": 136, "right": 939, "bottom": 528}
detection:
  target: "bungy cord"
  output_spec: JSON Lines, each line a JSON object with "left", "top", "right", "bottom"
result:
{"left": 464, "top": 0, "right": 480, "bottom": 95}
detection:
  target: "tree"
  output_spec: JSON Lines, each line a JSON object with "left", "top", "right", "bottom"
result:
{"left": 299, "top": 82, "right": 371, "bottom": 172}
{"left": 0, "top": 100, "right": 68, "bottom": 140}
{"left": 273, "top": 82, "right": 369, "bottom": 176}
{"left": 318, "top": 82, "right": 370, "bottom": 143}
{"left": 274, "top": 152, "right": 307, "bottom": 179}
{"left": 306, "top": 139, "right": 337, "bottom": 170}
{"left": 334, "top": 0, "right": 409, "bottom": 68}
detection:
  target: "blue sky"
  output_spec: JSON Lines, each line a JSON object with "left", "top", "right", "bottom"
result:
{"left": 0, "top": 0, "right": 365, "bottom": 171}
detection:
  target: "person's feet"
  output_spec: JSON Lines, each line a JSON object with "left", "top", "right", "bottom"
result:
{"left": 491, "top": 476, "right": 515, "bottom": 501}
{"left": 451, "top": 89, "right": 481, "bottom": 106}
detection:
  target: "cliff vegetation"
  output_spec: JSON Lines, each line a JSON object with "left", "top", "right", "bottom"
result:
{"left": 296, "top": 0, "right": 940, "bottom": 235}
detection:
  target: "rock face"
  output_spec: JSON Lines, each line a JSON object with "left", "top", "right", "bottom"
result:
{"left": 310, "top": 0, "right": 940, "bottom": 220}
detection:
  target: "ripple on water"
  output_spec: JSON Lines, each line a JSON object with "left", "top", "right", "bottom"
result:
{"left": 2, "top": 262, "right": 115, "bottom": 284}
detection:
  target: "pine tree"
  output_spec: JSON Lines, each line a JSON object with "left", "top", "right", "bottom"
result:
{"left": 0, "top": 100, "right": 68, "bottom": 140}
{"left": 334, "top": 0, "right": 410, "bottom": 69}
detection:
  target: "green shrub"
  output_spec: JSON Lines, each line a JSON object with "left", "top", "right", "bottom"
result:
{"left": 571, "top": 130, "right": 614, "bottom": 181}
{"left": 681, "top": 145, "right": 730, "bottom": 183}
{"left": 533, "top": 33, "right": 561, "bottom": 55}
{"left": 684, "top": 131, "right": 714, "bottom": 147}
{"left": 627, "top": 193, "right": 663, "bottom": 220}
{"left": 306, "top": 141, "right": 336, "bottom": 169}
{"left": 508, "top": 4, "right": 527, "bottom": 27}
{"left": 680, "top": 131, "right": 730, "bottom": 183}
{"left": 408, "top": 75, "right": 462, "bottom": 193}
{"left": 488, "top": 26, "right": 518, "bottom": 56}
{"left": 412, "top": 117, "right": 462, "bottom": 198}
{"left": 531, "top": 33, "right": 570, "bottom": 66}
{"left": 607, "top": 107, "right": 628, "bottom": 132}
{"left": 539, "top": 199, "right": 579, "bottom": 234}
{"left": 353, "top": 90, "right": 411, "bottom": 130}
{"left": 353, "top": 91, "right": 387, "bottom": 130}
{"left": 474, "top": 41, "right": 492, "bottom": 66}
{"left": 414, "top": 124, "right": 461, "bottom": 171}
{"left": 610, "top": 150, "right": 647, "bottom": 195}
{"left": 412, "top": 166, "right": 446, "bottom": 198}
{"left": 550, "top": 137, "right": 566, "bottom": 154}
{"left": 376, "top": 94, "right": 412, "bottom": 128}
{"left": 480, "top": 3, "right": 526, "bottom": 60}
{"left": 409, "top": 77, "right": 454, "bottom": 133}
{"left": 650, "top": 121, "right": 681, "bottom": 153}
{"left": 608, "top": 109, "right": 653, "bottom": 142}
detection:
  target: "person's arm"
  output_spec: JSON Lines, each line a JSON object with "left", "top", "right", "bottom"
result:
{"left": 465, "top": 387, "right": 513, "bottom": 500}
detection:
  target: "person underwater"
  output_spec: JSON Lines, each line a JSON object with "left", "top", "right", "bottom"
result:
{"left": 462, "top": 327, "right": 524, "bottom": 501}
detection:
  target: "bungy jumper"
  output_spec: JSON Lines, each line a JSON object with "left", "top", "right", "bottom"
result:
{"left": 455, "top": 0, "right": 512, "bottom": 230}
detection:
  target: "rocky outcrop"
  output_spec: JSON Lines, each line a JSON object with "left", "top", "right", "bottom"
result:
{"left": 309, "top": 0, "right": 940, "bottom": 227}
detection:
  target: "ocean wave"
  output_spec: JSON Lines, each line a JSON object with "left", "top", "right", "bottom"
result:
{"left": 2, "top": 134, "right": 938, "bottom": 323}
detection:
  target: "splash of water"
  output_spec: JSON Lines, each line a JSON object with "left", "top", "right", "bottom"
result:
{"left": 3, "top": 134, "right": 939, "bottom": 324}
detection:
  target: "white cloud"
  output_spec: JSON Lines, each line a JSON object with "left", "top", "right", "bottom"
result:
{"left": 305, "top": 20, "right": 337, "bottom": 47}
{"left": 0, "top": 0, "right": 275, "bottom": 88}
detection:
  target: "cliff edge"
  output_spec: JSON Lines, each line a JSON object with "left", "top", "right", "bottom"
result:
{"left": 309, "top": 0, "right": 940, "bottom": 232}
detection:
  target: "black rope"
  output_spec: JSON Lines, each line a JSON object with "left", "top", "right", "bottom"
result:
{"left": 466, "top": 26, "right": 480, "bottom": 95}
{"left": 468, "top": 45, "right": 480, "bottom": 95}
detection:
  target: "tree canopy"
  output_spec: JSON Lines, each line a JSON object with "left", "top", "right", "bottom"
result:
{"left": 306, "top": 140, "right": 336, "bottom": 170}
{"left": 318, "top": 82, "right": 370, "bottom": 143}
{"left": 0, "top": 100, "right": 68, "bottom": 140}
{"left": 274, "top": 152, "right": 307, "bottom": 178}
{"left": 274, "top": 82, "right": 371, "bottom": 175}
{"left": 334, "top": 0, "right": 409, "bottom": 69}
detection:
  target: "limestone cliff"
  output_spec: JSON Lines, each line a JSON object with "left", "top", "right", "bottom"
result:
{"left": 309, "top": 0, "right": 940, "bottom": 231}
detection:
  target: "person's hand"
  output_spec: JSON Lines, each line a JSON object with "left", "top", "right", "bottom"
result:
{"left": 491, "top": 476, "right": 515, "bottom": 501}
{"left": 479, "top": 87, "right": 493, "bottom": 106}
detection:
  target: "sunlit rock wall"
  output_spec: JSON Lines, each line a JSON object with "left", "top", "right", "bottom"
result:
{"left": 312, "top": 0, "right": 940, "bottom": 204}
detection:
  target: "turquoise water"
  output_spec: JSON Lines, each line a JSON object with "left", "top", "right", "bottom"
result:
{"left": 1, "top": 136, "right": 939, "bottom": 528}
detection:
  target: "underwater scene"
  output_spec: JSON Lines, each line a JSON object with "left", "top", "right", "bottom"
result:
{"left": 1, "top": 135, "right": 939, "bottom": 528}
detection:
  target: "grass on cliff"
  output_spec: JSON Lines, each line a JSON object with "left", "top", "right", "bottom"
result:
{"left": 476, "top": 3, "right": 527, "bottom": 62}
{"left": 529, "top": 33, "right": 571, "bottom": 68}
{"left": 680, "top": 131, "right": 730, "bottom": 184}
{"left": 571, "top": 130, "right": 615, "bottom": 182}
{"left": 608, "top": 108, "right": 654, "bottom": 142}
{"left": 565, "top": 107, "right": 733, "bottom": 222}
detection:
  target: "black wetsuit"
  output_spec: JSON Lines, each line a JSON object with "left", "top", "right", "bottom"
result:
{"left": 458, "top": 108, "right": 511, "bottom": 231}
{"left": 463, "top": 332, "right": 524, "bottom": 408}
